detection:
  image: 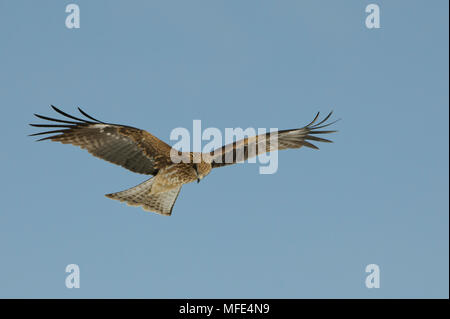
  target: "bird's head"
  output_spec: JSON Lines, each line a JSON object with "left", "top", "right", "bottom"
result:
{"left": 193, "top": 162, "right": 212, "bottom": 183}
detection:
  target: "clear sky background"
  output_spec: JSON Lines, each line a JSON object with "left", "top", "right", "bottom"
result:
{"left": 0, "top": 1, "right": 448, "bottom": 298}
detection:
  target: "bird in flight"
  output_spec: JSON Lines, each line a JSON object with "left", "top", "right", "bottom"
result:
{"left": 30, "top": 106, "right": 338, "bottom": 216}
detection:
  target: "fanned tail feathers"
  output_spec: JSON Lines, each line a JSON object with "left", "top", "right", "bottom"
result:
{"left": 105, "top": 177, "right": 182, "bottom": 216}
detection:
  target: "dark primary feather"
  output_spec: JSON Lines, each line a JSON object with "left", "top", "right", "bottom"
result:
{"left": 29, "top": 106, "right": 173, "bottom": 175}
{"left": 77, "top": 107, "right": 105, "bottom": 123}
{"left": 211, "top": 111, "right": 339, "bottom": 168}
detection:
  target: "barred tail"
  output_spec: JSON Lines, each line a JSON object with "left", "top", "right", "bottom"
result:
{"left": 105, "top": 177, "right": 182, "bottom": 216}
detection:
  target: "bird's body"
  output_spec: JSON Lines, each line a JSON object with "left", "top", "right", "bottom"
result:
{"left": 30, "top": 106, "right": 337, "bottom": 216}
{"left": 151, "top": 164, "right": 197, "bottom": 194}
{"left": 148, "top": 160, "right": 211, "bottom": 194}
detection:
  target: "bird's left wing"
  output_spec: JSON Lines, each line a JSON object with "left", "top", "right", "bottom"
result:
{"left": 29, "top": 106, "right": 173, "bottom": 175}
{"left": 210, "top": 111, "right": 338, "bottom": 168}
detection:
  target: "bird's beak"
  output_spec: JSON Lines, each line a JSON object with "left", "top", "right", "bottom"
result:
{"left": 197, "top": 178, "right": 201, "bottom": 183}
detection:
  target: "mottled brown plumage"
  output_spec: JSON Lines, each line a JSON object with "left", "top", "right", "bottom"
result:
{"left": 30, "top": 106, "right": 338, "bottom": 216}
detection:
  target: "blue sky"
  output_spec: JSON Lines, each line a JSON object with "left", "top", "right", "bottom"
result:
{"left": 0, "top": 1, "right": 448, "bottom": 298}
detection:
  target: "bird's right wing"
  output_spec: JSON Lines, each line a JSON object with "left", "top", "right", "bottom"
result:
{"left": 29, "top": 106, "right": 173, "bottom": 175}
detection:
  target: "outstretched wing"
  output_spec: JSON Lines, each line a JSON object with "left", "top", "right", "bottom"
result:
{"left": 29, "top": 105, "right": 173, "bottom": 175}
{"left": 210, "top": 111, "right": 339, "bottom": 168}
